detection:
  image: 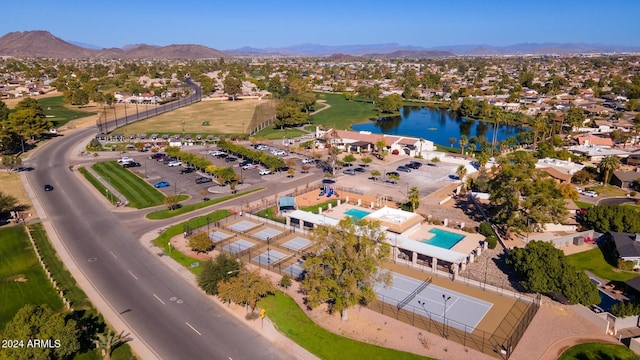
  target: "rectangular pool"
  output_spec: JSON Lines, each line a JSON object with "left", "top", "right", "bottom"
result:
{"left": 422, "top": 228, "right": 465, "bottom": 249}
{"left": 345, "top": 208, "right": 371, "bottom": 220}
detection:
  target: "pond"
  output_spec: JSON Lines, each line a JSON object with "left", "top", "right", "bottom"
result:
{"left": 351, "top": 106, "right": 527, "bottom": 148}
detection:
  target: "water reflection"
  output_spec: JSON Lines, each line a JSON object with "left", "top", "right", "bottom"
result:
{"left": 352, "top": 106, "right": 525, "bottom": 146}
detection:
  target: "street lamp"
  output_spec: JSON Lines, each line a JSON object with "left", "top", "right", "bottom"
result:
{"left": 266, "top": 237, "right": 271, "bottom": 269}
{"left": 442, "top": 294, "right": 451, "bottom": 338}
{"left": 227, "top": 269, "right": 248, "bottom": 313}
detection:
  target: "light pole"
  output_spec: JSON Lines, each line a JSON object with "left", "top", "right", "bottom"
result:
{"left": 442, "top": 294, "right": 451, "bottom": 338}
{"left": 227, "top": 269, "right": 248, "bottom": 313}
{"left": 266, "top": 237, "right": 271, "bottom": 270}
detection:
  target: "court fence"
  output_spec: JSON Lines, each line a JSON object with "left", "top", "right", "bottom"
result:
{"left": 373, "top": 292, "right": 540, "bottom": 359}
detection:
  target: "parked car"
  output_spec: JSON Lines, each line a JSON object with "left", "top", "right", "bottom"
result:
{"left": 242, "top": 163, "right": 258, "bottom": 170}
{"left": 123, "top": 162, "right": 141, "bottom": 168}
{"left": 239, "top": 160, "right": 251, "bottom": 167}
{"left": 322, "top": 179, "right": 336, "bottom": 184}
{"left": 271, "top": 150, "right": 286, "bottom": 156}
{"left": 386, "top": 171, "right": 399, "bottom": 177}
{"left": 154, "top": 181, "right": 170, "bottom": 188}
{"left": 259, "top": 169, "right": 271, "bottom": 175}
{"left": 44, "top": 184, "right": 54, "bottom": 191}
{"left": 151, "top": 153, "right": 166, "bottom": 160}
{"left": 167, "top": 161, "right": 182, "bottom": 167}
{"left": 574, "top": 186, "right": 584, "bottom": 194}
{"left": 208, "top": 150, "right": 226, "bottom": 156}
{"left": 354, "top": 167, "right": 365, "bottom": 172}
{"left": 583, "top": 190, "right": 598, "bottom": 197}
{"left": 407, "top": 161, "right": 422, "bottom": 169}
{"left": 117, "top": 157, "right": 134, "bottom": 164}
{"left": 343, "top": 169, "right": 356, "bottom": 175}
{"left": 180, "top": 167, "right": 195, "bottom": 174}
{"left": 276, "top": 166, "right": 290, "bottom": 172}
{"left": 448, "top": 174, "right": 460, "bottom": 181}
{"left": 302, "top": 158, "right": 314, "bottom": 164}
{"left": 225, "top": 156, "right": 237, "bottom": 162}
{"left": 195, "top": 177, "right": 212, "bottom": 184}
{"left": 397, "top": 166, "right": 411, "bottom": 173}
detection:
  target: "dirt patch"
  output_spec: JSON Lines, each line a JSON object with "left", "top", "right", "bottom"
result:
{"left": 5, "top": 275, "right": 29, "bottom": 282}
{"left": 0, "top": 172, "right": 35, "bottom": 223}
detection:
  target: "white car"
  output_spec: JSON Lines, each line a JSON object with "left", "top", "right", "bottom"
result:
{"left": 167, "top": 161, "right": 182, "bottom": 167}
{"left": 574, "top": 186, "right": 584, "bottom": 194}
{"left": 242, "top": 163, "right": 258, "bottom": 170}
{"left": 259, "top": 169, "right": 271, "bottom": 175}
{"left": 583, "top": 190, "right": 598, "bottom": 198}
{"left": 117, "top": 157, "right": 134, "bottom": 164}
{"left": 208, "top": 150, "right": 226, "bottom": 156}
{"left": 302, "top": 158, "right": 314, "bottom": 164}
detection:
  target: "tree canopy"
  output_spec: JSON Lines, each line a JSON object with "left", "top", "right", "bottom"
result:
{"left": 197, "top": 253, "right": 240, "bottom": 295}
{"left": 301, "top": 218, "right": 392, "bottom": 321}
{"left": 217, "top": 268, "right": 275, "bottom": 312}
{"left": 506, "top": 241, "right": 600, "bottom": 305}
{"left": 583, "top": 205, "right": 640, "bottom": 233}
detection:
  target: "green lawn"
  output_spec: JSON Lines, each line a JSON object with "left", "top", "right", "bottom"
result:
{"left": 254, "top": 206, "right": 286, "bottom": 224}
{"left": 79, "top": 167, "right": 118, "bottom": 205}
{"left": 558, "top": 342, "right": 639, "bottom": 360}
{"left": 153, "top": 210, "right": 232, "bottom": 275}
{"left": 258, "top": 292, "right": 431, "bottom": 360}
{"left": 252, "top": 126, "right": 308, "bottom": 140}
{"left": 585, "top": 185, "right": 627, "bottom": 197}
{"left": 300, "top": 199, "right": 339, "bottom": 214}
{"left": 146, "top": 188, "right": 263, "bottom": 219}
{"left": 91, "top": 161, "right": 166, "bottom": 208}
{"left": 0, "top": 226, "right": 63, "bottom": 329}
{"left": 312, "top": 93, "right": 378, "bottom": 130}
{"left": 38, "top": 96, "right": 95, "bottom": 128}
{"left": 567, "top": 248, "right": 639, "bottom": 282}
{"left": 574, "top": 200, "right": 594, "bottom": 209}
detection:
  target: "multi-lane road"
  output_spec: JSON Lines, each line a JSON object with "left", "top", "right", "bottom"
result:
{"left": 20, "top": 83, "right": 320, "bottom": 359}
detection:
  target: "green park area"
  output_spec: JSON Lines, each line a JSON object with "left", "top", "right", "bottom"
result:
{"left": 558, "top": 342, "right": 639, "bottom": 360}
{"left": 38, "top": 96, "right": 95, "bottom": 128}
{"left": 91, "top": 161, "right": 172, "bottom": 208}
{"left": 567, "top": 248, "right": 638, "bottom": 283}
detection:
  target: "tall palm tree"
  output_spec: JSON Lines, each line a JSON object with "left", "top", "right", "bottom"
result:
{"left": 598, "top": 156, "right": 620, "bottom": 185}
{"left": 448, "top": 137, "right": 457, "bottom": 148}
{"left": 95, "top": 330, "right": 128, "bottom": 360}
{"left": 459, "top": 135, "right": 468, "bottom": 155}
{"left": 407, "top": 186, "right": 420, "bottom": 212}
{"left": 456, "top": 164, "right": 468, "bottom": 181}
{"left": 491, "top": 108, "right": 504, "bottom": 154}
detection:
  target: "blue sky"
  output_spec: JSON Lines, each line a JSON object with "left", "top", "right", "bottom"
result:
{"left": 3, "top": 0, "right": 639, "bottom": 49}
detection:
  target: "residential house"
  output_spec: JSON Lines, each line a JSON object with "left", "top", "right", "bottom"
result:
{"left": 565, "top": 145, "right": 629, "bottom": 162}
{"left": 608, "top": 232, "right": 640, "bottom": 269}
{"left": 315, "top": 127, "right": 434, "bottom": 156}
{"left": 574, "top": 134, "right": 614, "bottom": 147}
{"left": 627, "top": 150, "right": 640, "bottom": 167}
{"left": 611, "top": 170, "right": 640, "bottom": 189}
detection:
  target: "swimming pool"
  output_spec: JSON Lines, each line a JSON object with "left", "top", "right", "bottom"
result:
{"left": 422, "top": 228, "right": 465, "bottom": 249}
{"left": 344, "top": 208, "right": 371, "bottom": 220}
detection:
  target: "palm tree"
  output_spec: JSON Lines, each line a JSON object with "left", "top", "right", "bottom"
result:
{"left": 459, "top": 135, "right": 468, "bottom": 155}
{"left": 407, "top": 186, "right": 420, "bottom": 212}
{"left": 456, "top": 165, "right": 467, "bottom": 182}
{"left": 448, "top": 137, "right": 457, "bottom": 148}
{"left": 598, "top": 156, "right": 620, "bottom": 185}
{"left": 491, "top": 108, "right": 503, "bottom": 154}
{"left": 95, "top": 330, "right": 128, "bottom": 360}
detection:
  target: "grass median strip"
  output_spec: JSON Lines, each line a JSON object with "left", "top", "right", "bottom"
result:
{"left": 146, "top": 188, "right": 263, "bottom": 220}
{"left": 78, "top": 166, "right": 117, "bottom": 205}
{"left": 258, "top": 292, "right": 431, "bottom": 360}
{"left": 92, "top": 161, "right": 165, "bottom": 208}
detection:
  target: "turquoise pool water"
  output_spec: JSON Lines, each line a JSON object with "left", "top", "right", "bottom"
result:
{"left": 345, "top": 208, "right": 371, "bottom": 220}
{"left": 422, "top": 228, "right": 465, "bottom": 249}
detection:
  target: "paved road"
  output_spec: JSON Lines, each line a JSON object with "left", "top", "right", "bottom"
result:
{"left": 25, "top": 129, "right": 297, "bottom": 359}
{"left": 597, "top": 196, "right": 637, "bottom": 206}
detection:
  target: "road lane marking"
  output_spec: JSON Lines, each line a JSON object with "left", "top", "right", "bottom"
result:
{"left": 153, "top": 294, "right": 166, "bottom": 305}
{"left": 128, "top": 270, "right": 138, "bottom": 280}
{"left": 110, "top": 251, "right": 118, "bottom": 259}
{"left": 185, "top": 322, "right": 202, "bottom": 336}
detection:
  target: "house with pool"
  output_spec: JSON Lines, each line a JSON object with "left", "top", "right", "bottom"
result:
{"left": 283, "top": 203, "right": 486, "bottom": 276}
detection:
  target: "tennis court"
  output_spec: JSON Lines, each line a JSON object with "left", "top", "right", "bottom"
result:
{"left": 282, "top": 236, "right": 312, "bottom": 251}
{"left": 252, "top": 249, "right": 287, "bottom": 266}
{"left": 252, "top": 227, "right": 283, "bottom": 240}
{"left": 222, "top": 239, "right": 255, "bottom": 254}
{"left": 209, "top": 230, "right": 232, "bottom": 242}
{"left": 283, "top": 259, "right": 305, "bottom": 279}
{"left": 376, "top": 272, "right": 493, "bottom": 332}
{"left": 227, "top": 220, "right": 260, "bottom": 232}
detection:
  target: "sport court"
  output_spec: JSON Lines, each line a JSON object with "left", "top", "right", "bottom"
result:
{"left": 227, "top": 219, "right": 261, "bottom": 232}
{"left": 376, "top": 272, "right": 492, "bottom": 332}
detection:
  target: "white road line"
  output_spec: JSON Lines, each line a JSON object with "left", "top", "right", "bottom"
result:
{"left": 153, "top": 294, "right": 165, "bottom": 305}
{"left": 185, "top": 322, "right": 202, "bottom": 336}
{"left": 110, "top": 251, "right": 118, "bottom": 259}
{"left": 128, "top": 270, "right": 138, "bottom": 280}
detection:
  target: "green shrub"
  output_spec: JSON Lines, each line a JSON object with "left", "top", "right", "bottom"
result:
{"left": 478, "top": 221, "right": 495, "bottom": 237}
{"left": 618, "top": 259, "right": 635, "bottom": 271}
{"left": 611, "top": 301, "right": 640, "bottom": 317}
{"left": 279, "top": 274, "right": 292, "bottom": 289}
{"left": 485, "top": 235, "right": 498, "bottom": 249}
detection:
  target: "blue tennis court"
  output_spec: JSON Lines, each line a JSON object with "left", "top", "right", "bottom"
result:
{"left": 252, "top": 249, "right": 286, "bottom": 265}
{"left": 209, "top": 230, "right": 232, "bottom": 242}
{"left": 282, "top": 236, "right": 311, "bottom": 251}
{"left": 228, "top": 220, "right": 260, "bottom": 232}
{"left": 283, "top": 259, "right": 305, "bottom": 279}
{"left": 222, "top": 239, "right": 255, "bottom": 254}
{"left": 375, "top": 272, "right": 492, "bottom": 332}
{"left": 252, "top": 228, "right": 282, "bottom": 240}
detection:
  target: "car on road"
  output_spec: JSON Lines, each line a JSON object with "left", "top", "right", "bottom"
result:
{"left": 583, "top": 190, "right": 598, "bottom": 197}
{"left": 302, "top": 158, "right": 314, "bottom": 164}
{"left": 167, "top": 161, "right": 182, "bottom": 167}
{"left": 154, "top": 181, "right": 170, "bottom": 188}
{"left": 44, "top": 184, "right": 54, "bottom": 191}
{"left": 397, "top": 166, "right": 411, "bottom": 173}
{"left": 386, "top": 171, "right": 400, "bottom": 177}
{"left": 448, "top": 174, "right": 460, "bottom": 181}
{"left": 195, "top": 177, "right": 212, "bottom": 184}
{"left": 180, "top": 167, "right": 195, "bottom": 174}
{"left": 259, "top": 169, "right": 271, "bottom": 175}
{"left": 322, "top": 179, "right": 336, "bottom": 184}
{"left": 343, "top": 169, "right": 356, "bottom": 175}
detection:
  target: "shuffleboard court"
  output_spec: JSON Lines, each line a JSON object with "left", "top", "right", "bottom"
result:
{"left": 252, "top": 249, "right": 286, "bottom": 266}
{"left": 209, "top": 230, "right": 232, "bottom": 242}
{"left": 227, "top": 220, "right": 260, "bottom": 232}
{"left": 282, "top": 237, "right": 311, "bottom": 251}
{"left": 222, "top": 239, "right": 255, "bottom": 254}
{"left": 375, "top": 272, "right": 493, "bottom": 332}
{"left": 252, "top": 228, "right": 282, "bottom": 240}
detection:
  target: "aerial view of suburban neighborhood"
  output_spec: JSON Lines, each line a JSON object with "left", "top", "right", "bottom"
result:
{"left": 1, "top": 4, "right": 640, "bottom": 360}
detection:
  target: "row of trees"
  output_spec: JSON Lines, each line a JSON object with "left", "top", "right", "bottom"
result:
{"left": 583, "top": 205, "right": 640, "bottom": 233}
{"left": 0, "top": 98, "right": 53, "bottom": 155}
{"left": 163, "top": 146, "right": 238, "bottom": 185}
{"left": 217, "top": 138, "right": 285, "bottom": 170}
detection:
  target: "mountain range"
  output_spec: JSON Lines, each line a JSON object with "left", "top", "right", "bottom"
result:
{"left": 1, "top": 30, "right": 639, "bottom": 59}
